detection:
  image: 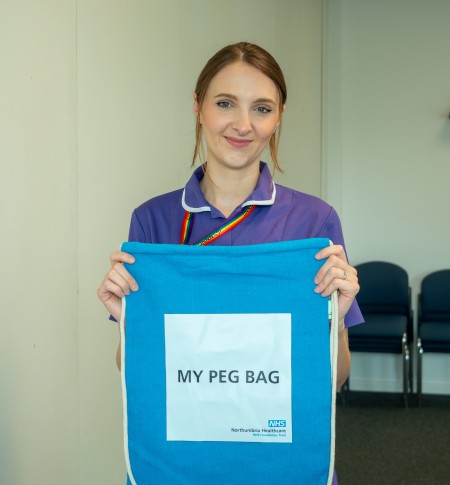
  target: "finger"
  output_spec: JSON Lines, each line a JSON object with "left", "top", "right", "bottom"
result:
{"left": 315, "top": 265, "right": 352, "bottom": 294}
{"left": 314, "top": 254, "right": 356, "bottom": 285}
{"left": 110, "top": 263, "right": 139, "bottom": 292}
{"left": 110, "top": 251, "right": 135, "bottom": 265}
{"left": 107, "top": 269, "right": 133, "bottom": 296}
{"left": 97, "top": 280, "right": 124, "bottom": 321}
{"left": 321, "top": 280, "right": 359, "bottom": 323}
{"left": 315, "top": 244, "right": 347, "bottom": 262}
{"left": 316, "top": 276, "right": 359, "bottom": 298}
{"left": 99, "top": 278, "right": 127, "bottom": 300}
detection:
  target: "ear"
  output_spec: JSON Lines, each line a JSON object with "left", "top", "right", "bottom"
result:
{"left": 193, "top": 92, "right": 199, "bottom": 113}
{"left": 193, "top": 93, "right": 203, "bottom": 124}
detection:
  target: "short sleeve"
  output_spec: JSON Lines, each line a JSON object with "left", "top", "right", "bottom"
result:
{"left": 318, "top": 207, "right": 364, "bottom": 328}
{"left": 128, "top": 209, "right": 147, "bottom": 242}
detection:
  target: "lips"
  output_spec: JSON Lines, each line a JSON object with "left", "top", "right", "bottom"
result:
{"left": 224, "top": 136, "right": 252, "bottom": 148}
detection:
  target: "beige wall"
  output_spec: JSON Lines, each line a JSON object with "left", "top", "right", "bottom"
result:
{"left": 0, "top": 1, "right": 78, "bottom": 484}
{"left": 2, "top": 1, "right": 324, "bottom": 484}
{"left": 78, "top": 2, "right": 324, "bottom": 483}
{"left": 324, "top": 0, "right": 450, "bottom": 393}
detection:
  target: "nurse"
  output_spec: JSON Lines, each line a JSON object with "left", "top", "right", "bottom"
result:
{"left": 97, "top": 41, "right": 361, "bottom": 395}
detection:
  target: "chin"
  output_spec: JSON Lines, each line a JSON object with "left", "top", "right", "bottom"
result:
{"left": 221, "top": 156, "right": 260, "bottom": 170}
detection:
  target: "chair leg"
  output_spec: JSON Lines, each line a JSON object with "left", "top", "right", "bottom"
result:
{"left": 340, "top": 376, "right": 349, "bottom": 406}
{"left": 417, "top": 338, "right": 423, "bottom": 407}
{"left": 409, "top": 342, "right": 413, "bottom": 394}
{"left": 402, "top": 334, "right": 409, "bottom": 408}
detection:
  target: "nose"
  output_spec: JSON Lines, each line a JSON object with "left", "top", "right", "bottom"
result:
{"left": 232, "top": 108, "right": 252, "bottom": 136}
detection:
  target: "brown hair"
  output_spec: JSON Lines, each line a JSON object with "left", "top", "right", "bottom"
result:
{"left": 192, "top": 42, "right": 287, "bottom": 172}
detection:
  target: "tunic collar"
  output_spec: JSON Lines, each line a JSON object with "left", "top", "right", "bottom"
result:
{"left": 181, "top": 162, "right": 276, "bottom": 218}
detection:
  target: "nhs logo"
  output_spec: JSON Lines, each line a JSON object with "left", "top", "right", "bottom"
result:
{"left": 268, "top": 419, "right": 286, "bottom": 428}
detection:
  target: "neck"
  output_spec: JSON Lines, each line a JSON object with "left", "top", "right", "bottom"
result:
{"left": 200, "top": 163, "right": 260, "bottom": 218}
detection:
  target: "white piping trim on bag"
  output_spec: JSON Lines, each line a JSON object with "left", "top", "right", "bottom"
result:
{"left": 120, "top": 296, "right": 138, "bottom": 485}
{"left": 327, "top": 289, "right": 339, "bottom": 485}
{"left": 327, "top": 238, "right": 340, "bottom": 485}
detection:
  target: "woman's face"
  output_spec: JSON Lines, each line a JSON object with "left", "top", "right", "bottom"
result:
{"left": 195, "top": 62, "right": 282, "bottom": 173}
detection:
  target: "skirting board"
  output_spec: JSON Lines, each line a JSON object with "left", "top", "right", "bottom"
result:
{"left": 349, "top": 353, "right": 450, "bottom": 395}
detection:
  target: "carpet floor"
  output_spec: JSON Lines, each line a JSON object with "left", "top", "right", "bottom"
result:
{"left": 335, "top": 392, "right": 450, "bottom": 485}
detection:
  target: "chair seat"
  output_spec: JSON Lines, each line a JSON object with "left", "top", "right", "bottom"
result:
{"left": 420, "top": 321, "right": 450, "bottom": 352}
{"left": 348, "top": 314, "right": 408, "bottom": 354}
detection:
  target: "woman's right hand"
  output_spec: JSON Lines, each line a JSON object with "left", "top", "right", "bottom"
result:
{"left": 97, "top": 251, "right": 139, "bottom": 322}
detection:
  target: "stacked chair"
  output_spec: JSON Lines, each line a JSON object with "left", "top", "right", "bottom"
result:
{"left": 417, "top": 270, "right": 450, "bottom": 406}
{"left": 346, "top": 261, "right": 413, "bottom": 407}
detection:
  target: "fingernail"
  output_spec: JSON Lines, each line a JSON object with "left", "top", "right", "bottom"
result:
{"left": 314, "top": 277, "right": 319, "bottom": 284}
{"left": 132, "top": 284, "right": 139, "bottom": 291}
{"left": 314, "top": 286, "right": 320, "bottom": 293}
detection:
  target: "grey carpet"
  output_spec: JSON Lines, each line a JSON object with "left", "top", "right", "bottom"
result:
{"left": 335, "top": 392, "right": 450, "bottom": 485}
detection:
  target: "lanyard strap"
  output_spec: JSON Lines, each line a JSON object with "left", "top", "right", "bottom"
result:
{"left": 180, "top": 205, "right": 256, "bottom": 246}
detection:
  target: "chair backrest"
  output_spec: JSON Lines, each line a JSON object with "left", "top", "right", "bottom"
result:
{"left": 420, "top": 270, "right": 450, "bottom": 322}
{"left": 355, "top": 261, "right": 409, "bottom": 315}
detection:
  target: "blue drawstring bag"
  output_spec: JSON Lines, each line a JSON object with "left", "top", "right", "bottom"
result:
{"left": 120, "top": 239, "right": 338, "bottom": 485}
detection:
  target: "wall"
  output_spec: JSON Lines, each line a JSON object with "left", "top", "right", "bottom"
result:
{"left": 0, "top": 1, "right": 78, "bottom": 484}
{"left": 77, "top": 2, "right": 324, "bottom": 482}
{"left": 324, "top": 0, "right": 450, "bottom": 393}
{"left": 0, "top": 1, "right": 325, "bottom": 484}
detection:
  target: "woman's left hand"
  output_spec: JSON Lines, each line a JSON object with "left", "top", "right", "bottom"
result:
{"left": 314, "top": 244, "right": 360, "bottom": 324}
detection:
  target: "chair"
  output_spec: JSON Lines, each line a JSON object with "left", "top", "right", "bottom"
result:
{"left": 417, "top": 270, "right": 450, "bottom": 406}
{"left": 346, "top": 261, "right": 413, "bottom": 407}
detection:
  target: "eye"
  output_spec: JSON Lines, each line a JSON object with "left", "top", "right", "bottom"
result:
{"left": 255, "top": 106, "right": 272, "bottom": 114}
{"left": 216, "top": 101, "right": 233, "bottom": 109}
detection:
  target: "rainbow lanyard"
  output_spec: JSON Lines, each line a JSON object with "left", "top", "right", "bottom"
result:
{"left": 179, "top": 205, "right": 256, "bottom": 246}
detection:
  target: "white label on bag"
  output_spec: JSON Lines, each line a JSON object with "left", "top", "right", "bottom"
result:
{"left": 164, "top": 313, "right": 292, "bottom": 443}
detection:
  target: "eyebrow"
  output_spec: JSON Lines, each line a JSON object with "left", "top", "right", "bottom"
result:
{"left": 213, "top": 93, "right": 277, "bottom": 105}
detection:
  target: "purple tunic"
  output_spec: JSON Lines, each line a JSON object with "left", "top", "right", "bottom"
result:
{"left": 129, "top": 162, "right": 363, "bottom": 328}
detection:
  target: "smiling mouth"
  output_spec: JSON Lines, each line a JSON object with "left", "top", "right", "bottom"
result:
{"left": 224, "top": 136, "right": 252, "bottom": 148}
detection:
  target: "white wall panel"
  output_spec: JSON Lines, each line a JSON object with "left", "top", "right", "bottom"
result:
{"left": 325, "top": 0, "right": 450, "bottom": 394}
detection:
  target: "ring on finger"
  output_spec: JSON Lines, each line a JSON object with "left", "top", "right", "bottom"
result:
{"left": 343, "top": 270, "right": 349, "bottom": 280}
